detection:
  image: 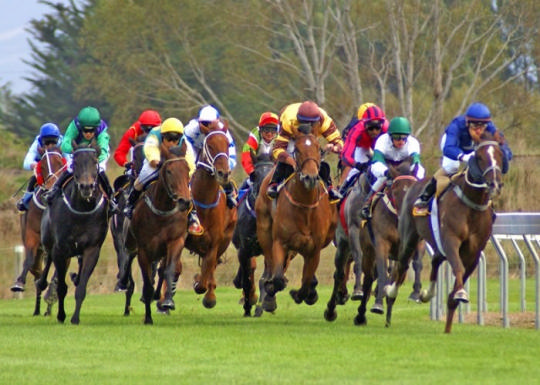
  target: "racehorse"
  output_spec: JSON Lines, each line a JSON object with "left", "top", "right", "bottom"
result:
{"left": 325, "top": 159, "right": 424, "bottom": 325}
{"left": 11, "top": 146, "right": 66, "bottom": 316}
{"left": 232, "top": 153, "right": 274, "bottom": 316}
{"left": 385, "top": 132, "right": 505, "bottom": 333}
{"left": 38, "top": 141, "right": 109, "bottom": 324}
{"left": 185, "top": 129, "right": 237, "bottom": 309}
{"left": 256, "top": 132, "right": 338, "bottom": 311}
{"left": 123, "top": 142, "right": 191, "bottom": 324}
{"left": 110, "top": 134, "right": 146, "bottom": 315}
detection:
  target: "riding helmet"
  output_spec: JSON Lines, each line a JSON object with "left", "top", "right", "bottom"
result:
{"left": 296, "top": 101, "right": 321, "bottom": 122}
{"left": 258, "top": 112, "right": 279, "bottom": 129}
{"left": 356, "top": 102, "right": 376, "bottom": 119}
{"left": 39, "top": 122, "right": 60, "bottom": 139}
{"left": 466, "top": 102, "right": 491, "bottom": 121}
{"left": 78, "top": 106, "right": 101, "bottom": 128}
{"left": 138, "top": 110, "right": 162, "bottom": 127}
{"left": 388, "top": 117, "right": 411, "bottom": 135}
{"left": 361, "top": 105, "right": 386, "bottom": 122}
{"left": 161, "top": 117, "right": 184, "bottom": 134}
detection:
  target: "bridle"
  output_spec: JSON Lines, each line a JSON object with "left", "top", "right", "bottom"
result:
{"left": 197, "top": 130, "right": 230, "bottom": 175}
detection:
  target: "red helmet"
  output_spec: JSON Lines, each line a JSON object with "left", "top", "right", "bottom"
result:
{"left": 138, "top": 110, "right": 162, "bottom": 126}
{"left": 258, "top": 112, "right": 279, "bottom": 128}
{"left": 297, "top": 101, "right": 321, "bottom": 122}
{"left": 361, "top": 105, "right": 385, "bottom": 122}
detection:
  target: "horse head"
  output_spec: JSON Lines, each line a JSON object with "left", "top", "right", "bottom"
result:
{"left": 38, "top": 145, "right": 66, "bottom": 190}
{"left": 251, "top": 153, "right": 274, "bottom": 198}
{"left": 72, "top": 140, "right": 100, "bottom": 200}
{"left": 128, "top": 134, "right": 147, "bottom": 177}
{"left": 159, "top": 142, "right": 191, "bottom": 211}
{"left": 468, "top": 132, "right": 504, "bottom": 198}
{"left": 199, "top": 130, "right": 231, "bottom": 185}
{"left": 293, "top": 132, "right": 321, "bottom": 190}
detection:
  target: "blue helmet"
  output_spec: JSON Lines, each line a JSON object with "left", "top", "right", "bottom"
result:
{"left": 466, "top": 102, "right": 491, "bottom": 121}
{"left": 39, "top": 122, "right": 60, "bottom": 142}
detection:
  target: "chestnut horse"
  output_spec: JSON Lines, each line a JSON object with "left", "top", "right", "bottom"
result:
{"left": 232, "top": 153, "right": 275, "bottom": 316}
{"left": 325, "top": 160, "right": 424, "bottom": 326}
{"left": 123, "top": 142, "right": 192, "bottom": 324}
{"left": 385, "top": 132, "right": 505, "bottom": 333}
{"left": 12, "top": 146, "right": 66, "bottom": 315}
{"left": 38, "top": 142, "right": 109, "bottom": 324}
{"left": 186, "top": 130, "right": 237, "bottom": 309}
{"left": 256, "top": 132, "right": 337, "bottom": 311}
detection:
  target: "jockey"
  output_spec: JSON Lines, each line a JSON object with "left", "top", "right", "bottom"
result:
{"left": 113, "top": 109, "right": 162, "bottom": 171}
{"left": 123, "top": 117, "right": 203, "bottom": 235}
{"left": 239, "top": 111, "right": 279, "bottom": 190}
{"left": 339, "top": 104, "right": 388, "bottom": 196}
{"left": 266, "top": 100, "right": 344, "bottom": 201}
{"left": 184, "top": 105, "right": 238, "bottom": 209}
{"left": 341, "top": 102, "right": 377, "bottom": 141}
{"left": 16, "top": 122, "right": 64, "bottom": 211}
{"left": 360, "top": 117, "right": 425, "bottom": 218}
{"left": 414, "top": 102, "right": 512, "bottom": 210}
{"left": 48, "top": 106, "right": 116, "bottom": 211}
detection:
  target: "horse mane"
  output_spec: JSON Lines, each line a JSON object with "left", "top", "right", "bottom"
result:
{"left": 479, "top": 130, "right": 496, "bottom": 142}
{"left": 72, "top": 138, "right": 101, "bottom": 157}
{"left": 168, "top": 142, "right": 187, "bottom": 157}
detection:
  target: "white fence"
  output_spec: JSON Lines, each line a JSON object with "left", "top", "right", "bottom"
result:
{"left": 429, "top": 212, "right": 540, "bottom": 329}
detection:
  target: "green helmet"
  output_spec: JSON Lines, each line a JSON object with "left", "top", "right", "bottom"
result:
{"left": 388, "top": 117, "right": 411, "bottom": 135}
{"left": 78, "top": 106, "right": 101, "bottom": 128}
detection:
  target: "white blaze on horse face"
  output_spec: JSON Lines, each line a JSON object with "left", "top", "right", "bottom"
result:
{"left": 305, "top": 138, "right": 312, "bottom": 146}
{"left": 487, "top": 145, "right": 496, "bottom": 167}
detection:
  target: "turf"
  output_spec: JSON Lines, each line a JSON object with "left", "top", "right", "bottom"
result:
{"left": 1, "top": 285, "right": 539, "bottom": 385}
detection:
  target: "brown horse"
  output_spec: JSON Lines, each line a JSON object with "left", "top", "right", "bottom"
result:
{"left": 325, "top": 160, "right": 424, "bottom": 325}
{"left": 385, "top": 132, "right": 504, "bottom": 333}
{"left": 125, "top": 142, "right": 192, "bottom": 324}
{"left": 12, "top": 146, "right": 66, "bottom": 315}
{"left": 186, "top": 130, "right": 237, "bottom": 309}
{"left": 256, "top": 132, "right": 337, "bottom": 311}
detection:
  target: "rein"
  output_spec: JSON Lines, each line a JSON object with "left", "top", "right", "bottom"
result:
{"left": 62, "top": 192, "right": 105, "bottom": 215}
{"left": 143, "top": 156, "right": 189, "bottom": 217}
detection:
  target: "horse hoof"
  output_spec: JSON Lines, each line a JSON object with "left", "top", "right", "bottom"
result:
{"left": 254, "top": 306, "right": 263, "bottom": 317}
{"left": 408, "top": 291, "right": 421, "bottom": 303}
{"left": 336, "top": 292, "right": 350, "bottom": 305}
{"left": 10, "top": 282, "right": 25, "bottom": 292}
{"left": 454, "top": 289, "right": 469, "bottom": 303}
{"left": 305, "top": 290, "right": 318, "bottom": 305}
{"left": 289, "top": 289, "right": 302, "bottom": 304}
{"left": 159, "top": 299, "right": 175, "bottom": 311}
{"left": 370, "top": 303, "right": 384, "bottom": 315}
{"left": 324, "top": 308, "right": 337, "bottom": 322}
{"left": 193, "top": 280, "right": 207, "bottom": 295}
{"left": 353, "top": 314, "right": 367, "bottom": 326}
{"left": 202, "top": 296, "right": 216, "bottom": 309}
{"left": 115, "top": 281, "right": 128, "bottom": 292}
{"left": 262, "top": 295, "right": 277, "bottom": 313}
{"left": 350, "top": 289, "right": 363, "bottom": 301}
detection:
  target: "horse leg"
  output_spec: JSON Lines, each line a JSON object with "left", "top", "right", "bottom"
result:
{"left": 122, "top": 252, "right": 136, "bottom": 316}
{"left": 348, "top": 226, "right": 364, "bottom": 301}
{"left": 408, "top": 248, "right": 424, "bottom": 303}
{"left": 324, "top": 238, "right": 349, "bottom": 322}
{"left": 371, "top": 242, "right": 389, "bottom": 315}
{"left": 258, "top": 260, "right": 275, "bottom": 315}
{"left": 71, "top": 247, "right": 100, "bottom": 325}
{"left": 238, "top": 248, "right": 255, "bottom": 316}
{"left": 290, "top": 251, "right": 320, "bottom": 305}
{"left": 195, "top": 246, "right": 218, "bottom": 309}
{"left": 265, "top": 240, "right": 287, "bottom": 297}
{"left": 419, "top": 254, "right": 445, "bottom": 303}
{"left": 384, "top": 237, "right": 418, "bottom": 299}
{"left": 354, "top": 269, "right": 374, "bottom": 326}
{"left": 137, "top": 250, "right": 155, "bottom": 325}
{"left": 43, "top": 271, "right": 58, "bottom": 316}
{"left": 54, "top": 256, "right": 68, "bottom": 324}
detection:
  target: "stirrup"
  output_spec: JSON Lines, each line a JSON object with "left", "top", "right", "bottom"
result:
{"left": 16, "top": 199, "right": 27, "bottom": 212}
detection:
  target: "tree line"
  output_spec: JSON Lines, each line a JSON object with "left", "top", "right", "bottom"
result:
{"left": 0, "top": 0, "right": 538, "bottom": 154}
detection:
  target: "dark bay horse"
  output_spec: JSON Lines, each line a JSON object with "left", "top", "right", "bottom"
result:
{"left": 124, "top": 143, "right": 191, "bottom": 325}
{"left": 186, "top": 130, "right": 237, "bottom": 309}
{"left": 256, "top": 132, "right": 337, "bottom": 311}
{"left": 38, "top": 142, "right": 109, "bottom": 324}
{"left": 110, "top": 135, "right": 146, "bottom": 315}
{"left": 12, "top": 146, "right": 66, "bottom": 315}
{"left": 385, "top": 132, "right": 505, "bottom": 333}
{"left": 232, "top": 153, "right": 274, "bottom": 316}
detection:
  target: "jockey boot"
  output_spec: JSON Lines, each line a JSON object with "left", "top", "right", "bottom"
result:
{"left": 98, "top": 171, "right": 118, "bottom": 214}
{"left": 360, "top": 189, "right": 377, "bottom": 219}
{"left": 414, "top": 177, "right": 436, "bottom": 209}
{"left": 267, "top": 162, "right": 293, "bottom": 199}
{"left": 46, "top": 171, "right": 71, "bottom": 205}
{"left": 123, "top": 188, "right": 142, "bottom": 219}
{"left": 17, "top": 191, "right": 32, "bottom": 212}
{"left": 320, "top": 160, "right": 342, "bottom": 201}
{"left": 223, "top": 182, "right": 237, "bottom": 209}
{"left": 188, "top": 207, "right": 204, "bottom": 235}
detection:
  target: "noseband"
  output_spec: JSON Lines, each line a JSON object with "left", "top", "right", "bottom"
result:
{"left": 465, "top": 140, "right": 502, "bottom": 188}
{"left": 42, "top": 150, "right": 67, "bottom": 186}
{"left": 197, "top": 130, "right": 230, "bottom": 175}
{"left": 159, "top": 156, "right": 187, "bottom": 201}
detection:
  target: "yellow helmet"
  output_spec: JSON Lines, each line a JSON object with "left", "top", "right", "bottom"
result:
{"left": 160, "top": 117, "right": 184, "bottom": 134}
{"left": 356, "top": 102, "right": 376, "bottom": 120}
